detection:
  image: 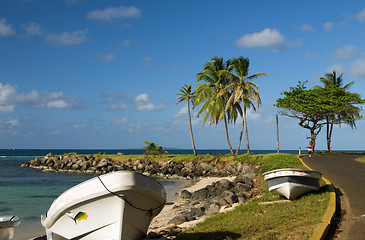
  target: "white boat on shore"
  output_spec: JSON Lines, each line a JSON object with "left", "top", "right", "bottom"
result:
{"left": 263, "top": 168, "right": 322, "bottom": 200}
{"left": 41, "top": 171, "right": 166, "bottom": 240}
{"left": 0, "top": 216, "right": 20, "bottom": 240}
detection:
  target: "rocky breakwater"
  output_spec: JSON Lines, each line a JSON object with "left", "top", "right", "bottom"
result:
{"left": 146, "top": 174, "right": 259, "bottom": 239}
{"left": 21, "top": 153, "right": 255, "bottom": 179}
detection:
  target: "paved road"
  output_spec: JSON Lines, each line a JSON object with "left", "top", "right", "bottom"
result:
{"left": 302, "top": 154, "right": 365, "bottom": 239}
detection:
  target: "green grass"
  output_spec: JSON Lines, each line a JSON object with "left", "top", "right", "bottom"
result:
{"left": 57, "top": 152, "right": 303, "bottom": 171}
{"left": 355, "top": 156, "right": 365, "bottom": 163}
{"left": 242, "top": 153, "right": 304, "bottom": 173}
{"left": 176, "top": 180, "right": 330, "bottom": 240}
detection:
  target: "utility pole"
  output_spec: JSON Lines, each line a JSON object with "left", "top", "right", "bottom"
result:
{"left": 276, "top": 115, "right": 279, "bottom": 153}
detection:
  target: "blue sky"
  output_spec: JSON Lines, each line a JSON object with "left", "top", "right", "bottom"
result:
{"left": 1, "top": 0, "right": 365, "bottom": 150}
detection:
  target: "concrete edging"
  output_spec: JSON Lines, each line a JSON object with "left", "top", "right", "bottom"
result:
{"left": 298, "top": 156, "right": 336, "bottom": 240}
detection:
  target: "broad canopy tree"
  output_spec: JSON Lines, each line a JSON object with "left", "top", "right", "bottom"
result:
{"left": 276, "top": 81, "right": 364, "bottom": 151}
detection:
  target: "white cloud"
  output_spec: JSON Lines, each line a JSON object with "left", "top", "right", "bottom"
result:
{"left": 34, "top": 91, "right": 81, "bottom": 109}
{"left": 355, "top": 8, "right": 365, "bottom": 22}
{"left": 0, "top": 118, "right": 20, "bottom": 129}
{"left": 235, "top": 28, "right": 286, "bottom": 51}
{"left": 22, "top": 22, "right": 43, "bottom": 36}
{"left": 0, "top": 18, "right": 15, "bottom": 37}
{"left": 335, "top": 45, "right": 358, "bottom": 59}
{"left": 0, "top": 83, "right": 20, "bottom": 113}
{"left": 87, "top": 6, "right": 141, "bottom": 22}
{"left": 96, "top": 53, "right": 118, "bottom": 62}
{"left": 100, "top": 91, "right": 131, "bottom": 111}
{"left": 0, "top": 105, "right": 15, "bottom": 113}
{"left": 73, "top": 123, "right": 86, "bottom": 129}
{"left": 44, "top": 29, "right": 88, "bottom": 46}
{"left": 140, "top": 57, "right": 161, "bottom": 68}
{"left": 326, "top": 64, "right": 345, "bottom": 74}
{"left": 350, "top": 59, "right": 365, "bottom": 78}
{"left": 0, "top": 83, "right": 41, "bottom": 112}
{"left": 246, "top": 108, "right": 262, "bottom": 123}
{"left": 107, "top": 103, "right": 129, "bottom": 111}
{"left": 127, "top": 122, "right": 151, "bottom": 133}
{"left": 47, "top": 99, "right": 68, "bottom": 108}
{"left": 174, "top": 107, "right": 187, "bottom": 118}
{"left": 112, "top": 116, "right": 129, "bottom": 125}
{"left": 0, "top": 82, "right": 82, "bottom": 110}
{"left": 45, "top": 125, "right": 61, "bottom": 135}
{"left": 301, "top": 24, "right": 315, "bottom": 32}
{"left": 171, "top": 106, "right": 200, "bottom": 127}
{"left": 134, "top": 93, "right": 164, "bottom": 111}
{"left": 323, "top": 21, "right": 334, "bottom": 32}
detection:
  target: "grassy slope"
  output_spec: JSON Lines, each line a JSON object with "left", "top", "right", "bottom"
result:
{"left": 173, "top": 154, "right": 329, "bottom": 240}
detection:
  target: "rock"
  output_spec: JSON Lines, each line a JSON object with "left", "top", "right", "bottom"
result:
{"left": 237, "top": 193, "right": 247, "bottom": 203}
{"left": 167, "top": 215, "right": 186, "bottom": 225}
{"left": 97, "top": 159, "right": 108, "bottom": 168}
{"left": 236, "top": 162, "right": 244, "bottom": 172}
{"left": 223, "top": 190, "right": 238, "bottom": 204}
{"left": 145, "top": 231, "right": 162, "bottom": 239}
{"left": 200, "top": 162, "right": 215, "bottom": 172}
{"left": 180, "top": 189, "right": 192, "bottom": 199}
{"left": 205, "top": 203, "right": 221, "bottom": 216}
{"left": 191, "top": 188, "right": 209, "bottom": 201}
{"left": 216, "top": 179, "right": 233, "bottom": 190}
{"left": 219, "top": 198, "right": 230, "bottom": 206}
{"left": 226, "top": 164, "right": 238, "bottom": 175}
{"left": 190, "top": 207, "right": 205, "bottom": 218}
{"left": 71, "top": 163, "right": 80, "bottom": 170}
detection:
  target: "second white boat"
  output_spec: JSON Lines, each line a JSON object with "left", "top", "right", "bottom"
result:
{"left": 263, "top": 168, "right": 322, "bottom": 200}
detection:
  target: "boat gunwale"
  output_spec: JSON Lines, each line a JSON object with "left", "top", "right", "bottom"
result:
{"left": 263, "top": 168, "right": 322, "bottom": 177}
{"left": 42, "top": 171, "right": 166, "bottom": 229}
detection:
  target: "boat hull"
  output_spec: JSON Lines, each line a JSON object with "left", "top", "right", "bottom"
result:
{"left": 263, "top": 168, "right": 322, "bottom": 200}
{"left": 41, "top": 171, "right": 166, "bottom": 240}
{"left": 0, "top": 216, "right": 20, "bottom": 240}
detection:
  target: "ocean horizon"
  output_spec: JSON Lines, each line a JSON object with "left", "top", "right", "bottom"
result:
{"left": 2, "top": 148, "right": 365, "bottom": 158}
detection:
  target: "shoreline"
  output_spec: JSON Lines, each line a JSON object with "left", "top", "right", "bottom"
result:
{"left": 148, "top": 176, "right": 236, "bottom": 232}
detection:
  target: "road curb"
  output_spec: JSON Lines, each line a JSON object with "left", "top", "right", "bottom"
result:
{"left": 298, "top": 156, "right": 336, "bottom": 240}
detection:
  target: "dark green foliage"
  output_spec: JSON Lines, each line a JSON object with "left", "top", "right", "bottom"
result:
{"left": 143, "top": 141, "right": 165, "bottom": 156}
{"left": 276, "top": 81, "right": 364, "bottom": 150}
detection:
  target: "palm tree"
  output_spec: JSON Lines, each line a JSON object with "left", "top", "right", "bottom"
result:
{"left": 220, "top": 57, "right": 267, "bottom": 154}
{"left": 177, "top": 84, "right": 197, "bottom": 155}
{"left": 194, "top": 56, "right": 241, "bottom": 154}
{"left": 320, "top": 71, "right": 353, "bottom": 89}
{"left": 319, "top": 71, "right": 354, "bottom": 152}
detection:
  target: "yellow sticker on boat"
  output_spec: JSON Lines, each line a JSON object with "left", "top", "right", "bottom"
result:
{"left": 73, "top": 211, "right": 88, "bottom": 223}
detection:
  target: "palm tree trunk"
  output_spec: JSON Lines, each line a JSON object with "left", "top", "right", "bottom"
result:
{"left": 326, "top": 117, "right": 330, "bottom": 152}
{"left": 276, "top": 115, "right": 279, "bottom": 153}
{"left": 236, "top": 119, "right": 244, "bottom": 154}
{"left": 235, "top": 97, "right": 245, "bottom": 154}
{"left": 328, "top": 122, "right": 333, "bottom": 152}
{"left": 243, "top": 106, "right": 250, "bottom": 153}
{"left": 223, "top": 115, "right": 234, "bottom": 154}
{"left": 187, "top": 101, "right": 197, "bottom": 155}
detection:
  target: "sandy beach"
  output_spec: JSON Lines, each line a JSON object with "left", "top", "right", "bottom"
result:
{"left": 147, "top": 176, "right": 237, "bottom": 235}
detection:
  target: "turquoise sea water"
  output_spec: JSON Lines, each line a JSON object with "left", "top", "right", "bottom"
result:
{"left": 0, "top": 148, "right": 335, "bottom": 239}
